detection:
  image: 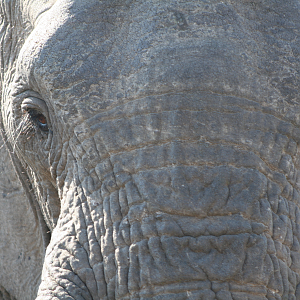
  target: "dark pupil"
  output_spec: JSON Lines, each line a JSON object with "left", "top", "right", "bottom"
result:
{"left": 37, "top": 114, "right": 46, "bottom": 125}
{"left": 28, "top": 110, "right": 48, "bottom": 131}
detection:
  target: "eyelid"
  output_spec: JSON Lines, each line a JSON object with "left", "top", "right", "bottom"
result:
{"left": 21, "top": 97, "right": 50, "bottom": 130}
{"left": 21, "top": 97, "right": 48, "bottom": 113}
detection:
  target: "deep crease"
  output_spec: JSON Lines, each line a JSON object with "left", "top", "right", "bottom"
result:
{"left": 84, "top": 90, "right": 263, "bottom": 122}
{"left": 45, "top": 169, "right": 300, "bottom": 298}
{"left": 80, "top": 134, "right": 293, "bottom": 174}
{"left": 43, "top": 264, "right": 79, "bottom": 300}
{"left": 48, "top": 265, "right": 91, "bottom": 300}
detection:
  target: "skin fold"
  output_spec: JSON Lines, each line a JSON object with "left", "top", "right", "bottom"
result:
{"left": 1, "top": 0, "right": 300, "bottom": 299}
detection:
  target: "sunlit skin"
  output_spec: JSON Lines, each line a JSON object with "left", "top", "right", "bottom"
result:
{"left": 1, "top": 0, "right": 300, "bottom": 299}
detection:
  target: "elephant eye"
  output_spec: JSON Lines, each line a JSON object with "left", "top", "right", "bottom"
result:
{"left": 21, "top": 97, "right": 50, "bottom": 132}
{"left": 36, "top": 113, "right": 48, "bottom": 130}
{"left": 37, "top": 114, "right": 46, "bottom": 125}
{"left": 28, "top": 109, "right": 49, "bottom": 131}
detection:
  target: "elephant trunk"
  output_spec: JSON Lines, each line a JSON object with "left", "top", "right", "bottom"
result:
{"left": 37, "top": 91, "right": 300, "bottom": 299}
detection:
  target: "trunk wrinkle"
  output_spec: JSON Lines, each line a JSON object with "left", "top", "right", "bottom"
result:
{"left": 85, "top": 90, "right": 300, "bottom": 129}
{"left": 42, "top": 265, "right": 82, "bottom": 300}
{"left": 41, "top": 110, "right": 300, "bottom": 299}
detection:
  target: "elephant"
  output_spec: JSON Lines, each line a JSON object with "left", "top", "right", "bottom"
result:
{"left": 0, "top": 135, "right": 43, "bottom": 300}
{"left": 1, "top": 0, "right": 300, "bottom": 299}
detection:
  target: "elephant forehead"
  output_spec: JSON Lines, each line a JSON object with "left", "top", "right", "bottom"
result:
{"left": 27, "top": 2, "right": 255, "bottom": 119}
{"left": 16, "top": 0, "right": 300, "bottom": 126}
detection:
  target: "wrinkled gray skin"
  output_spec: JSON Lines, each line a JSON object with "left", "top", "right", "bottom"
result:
{"left": 1, "top": 0, "right": 300, "bottom": 299}
{"left": 0, "top": 137, "right": 43, "bottom": 300}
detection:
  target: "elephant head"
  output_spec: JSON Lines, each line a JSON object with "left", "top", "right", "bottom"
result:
{"left": 1, "top": 0, "right": 300, "bottom": 299}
